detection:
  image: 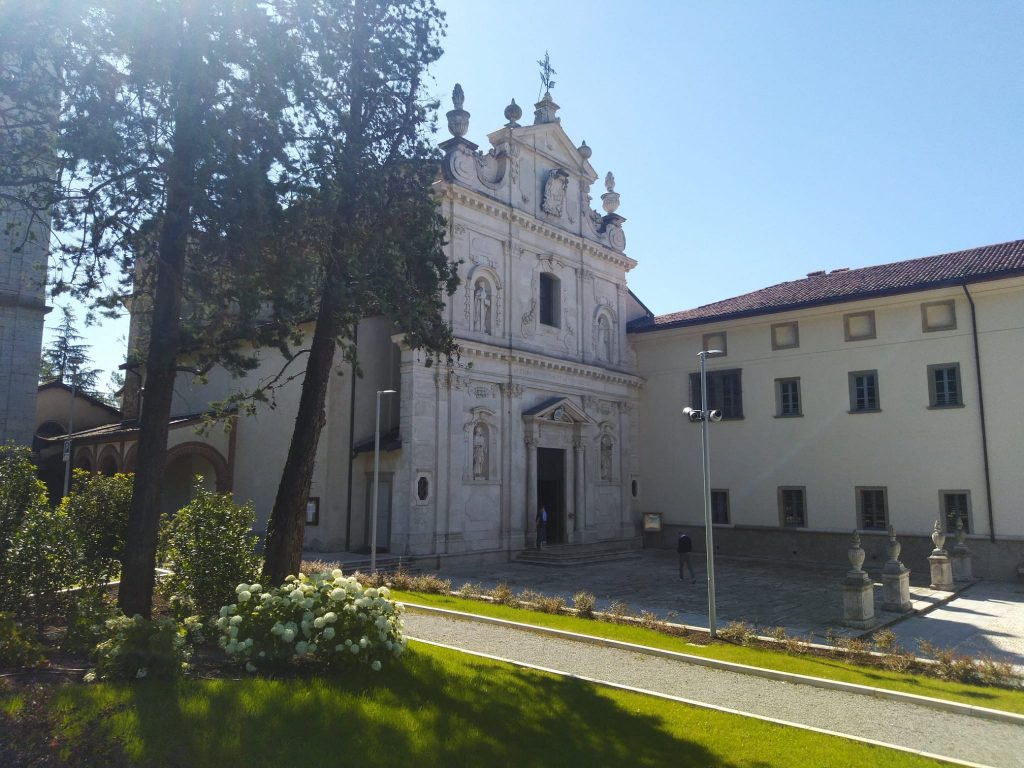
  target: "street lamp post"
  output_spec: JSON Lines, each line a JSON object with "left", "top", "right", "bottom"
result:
{"left": 62, "top": 374, "right": 77, "bottom": 498}
{"left": 371, "top": 389, "right": 397, "bottom": 573}
{"left": 683, "top": 349, "right": 723, "bottom": 638}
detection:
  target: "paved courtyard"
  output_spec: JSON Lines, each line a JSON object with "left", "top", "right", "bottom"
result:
{"left": 426, "top": 550, "right": 1024, "bottom": 667}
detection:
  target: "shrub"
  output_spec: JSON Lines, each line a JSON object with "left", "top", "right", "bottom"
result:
{"left": 638, "top": 610, "right": 661, "bottom": 631}
{"left": 606, "top": 600, "right": 630, "bottom": 618}
{"left": 457, "top": 581, "right": 485, "bottom": 599}
{"left": 0, "top": 612, "right": 45, "bottom": 668}
{"left": 881, "top": 651, "right": 915, "bottom": 673}
{"left": 4, "top": 500, "right": 77, "bottom": 630}
{"left": 0, "top": 444, "right": 47, "bottom": 576}
{"left": 216, "top": 571, "right": 406, "bottom": 672}
{"left": 489, "top": 582, "right": 519, "bottom": 607}
{"left": 157, "top": 479, "right": 260, "bottom": 619}
{"left": 88, "top": 614, "right": 191, "bottom": 681}
{"left": 534, "top": 594, "right": 566, "bottom": 615}
{"left": 767, "top": 626, "right": 788, "bottom": 644}
{"left": 61, "top": 471, "right": 132, "bottom": 587}
{"left": 718, "top": 620, "right": 757, "bottom": 646}
{"left": 61, "top": 590, "right": 119, "bottom": 654}
{"left": 572, "top": 591, "right": 596, "bottom": 618}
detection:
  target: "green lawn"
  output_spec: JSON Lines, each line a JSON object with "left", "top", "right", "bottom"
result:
{"left": 392, "top": 589, "right": 1024, "bottom": 716}
{"left": 39, "top": 642, "right": 950, "bottom": 767}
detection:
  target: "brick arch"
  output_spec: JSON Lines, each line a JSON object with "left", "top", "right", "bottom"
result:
{"left": 164, "top": 442, "right": 231, "bottom": 492}
{"left": 97, "top": 445, "right": 121, "bottom": 476}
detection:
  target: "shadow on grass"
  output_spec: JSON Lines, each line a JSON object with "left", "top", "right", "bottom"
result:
{"left": 55, "top": 646, "right": 740, "bottom": 768}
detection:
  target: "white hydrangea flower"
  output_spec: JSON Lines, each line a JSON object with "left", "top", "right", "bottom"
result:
{"left": 322, "top": 627, "right": 335, "bottom": 640}
{"left": 250, "top": 583, "right": 262, "bottom": 593}
{"left": 238, "top": 590, "right": 252, "bottom": 603}
{"left": 230, "top": 615, "right": 243, "bottom": 626}
{"left": 295, "top": 640, "right": 308, "bottom": 655}
{"left": 323, "top": 612, "right": 338, "bottom": 624}
{"left": 371, "top": 660, "right": 382, "bottom": 672}
{"left": 313, "top": 617, "right": 325, "bottom": 629}
{"left": 236, "top": 583, "right": 250, "bottom": 594}
{"left": 245, "top": 662, "right": 257, "bottom": 673}
{"left": 282, "top": 628, "right": 296, "bottom": 643}
{"left": 302, "top": 598, "right": 314, "bottom": 609}
{"left": 331, "top": 569, "right": 343, "bottom": 579}
{"left": 289, "top": 588, "right": 304, "bottom": 601}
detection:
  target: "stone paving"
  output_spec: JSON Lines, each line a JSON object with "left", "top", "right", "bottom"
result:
{"left": 426, "top": 550, "right": 1024, "bottom": 666}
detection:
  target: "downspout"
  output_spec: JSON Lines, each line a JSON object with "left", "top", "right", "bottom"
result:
{"left": 961, "top": 283, "right": 996, "bottom": 542}
{"left": 344, "top": 326, "right": 358, "bottom": 551}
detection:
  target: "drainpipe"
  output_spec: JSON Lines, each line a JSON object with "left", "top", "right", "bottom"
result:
{"left": 961, "top": 283, "right": 996, "bottom": 543}
{"left": 344, "top": 326, "right": 359, "bottom": 551}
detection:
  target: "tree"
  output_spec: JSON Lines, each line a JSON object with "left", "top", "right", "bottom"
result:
{"left": 1, "top": 0, "right": 307, "bottom": 617}
{"left": 39, "top": 305, "right": 101, "bottom": 393}
{"left": 261, "top": 0, "right": 460, "bottom": 584}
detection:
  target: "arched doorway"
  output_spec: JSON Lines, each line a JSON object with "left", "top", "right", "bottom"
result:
{"left": 98, "top": 447, "right": 120, "bottom": 476}
{"left": 161, "top": 443, "right": 230, "bottom": 516}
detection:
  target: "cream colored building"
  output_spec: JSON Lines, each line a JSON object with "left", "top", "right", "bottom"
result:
{"left": 630, "top": 241, "right": 1024, "bottom": 579}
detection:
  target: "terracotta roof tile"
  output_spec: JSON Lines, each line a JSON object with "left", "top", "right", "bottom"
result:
{"left": 628, "top": 239, "right": 1024, "bottom": 332}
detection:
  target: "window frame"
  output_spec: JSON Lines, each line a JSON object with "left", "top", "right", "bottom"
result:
{"left": 778, "top": 486, "right": 807, "bottom": 528}
{"left": 689, "top": 368, "right": 744, "bottom": 420}
{"left": 771, "top": 321, "right": 800, "bottom": 350}
{"left": 856, "top": 486, "right": 888, "bottom": 531}
{"left": 927, "top": 363, "right": 963, "bottom": 408}
{"left": 921, "top": 300, "right": 957, "bottom": 333}
{"left": 538, "top": 272, "right": 561, "bottom": 328}
{"left": 843, "top": 310, "right": 877, "bottom": 342}
{"left": 710, "top": 489, "right": 730, "bottom": 525}
{"left": 774, "top": 377, "right": 802, "bottom": 418}
{"left": 848, "top": 369, "right": 880, "bottom": 413}
{"left": 940, "top": 490, "right": 972, "bottom": 534}
{"left": 702, "top": 331, "right": 727, "bottom": 356}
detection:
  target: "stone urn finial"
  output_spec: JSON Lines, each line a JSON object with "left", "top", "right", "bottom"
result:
{"left": 504, "top": 98, "right": 522, "bottom": 127}
{"left": 931, "top": 520, "right": 946, "bottom": 552}
{"left": 578, "top": 140, "right": 592, "bottom": 160}
{"left": 847, "top": 529, "right": 865, "bottom": 573}
{"left": 887, "top": 524, "right": 901, "bottom": 563}
{"left": 446, "top": 83, "right": 470, "bottom": 138}
{"left": 601, "top": 171, "right": 620, "bottom": 214}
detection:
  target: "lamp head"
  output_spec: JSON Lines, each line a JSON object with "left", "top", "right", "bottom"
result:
{"left": 708, "top": 409, "right": 723, "bottom": 423}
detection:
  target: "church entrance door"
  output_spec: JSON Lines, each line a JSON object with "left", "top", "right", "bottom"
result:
{"left": 537, "top": 447, "right": 566, "bottom": 544}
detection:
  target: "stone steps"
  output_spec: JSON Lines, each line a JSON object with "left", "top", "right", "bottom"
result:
{"left": 514, "top": 537, "right": 644, "bottom": 568}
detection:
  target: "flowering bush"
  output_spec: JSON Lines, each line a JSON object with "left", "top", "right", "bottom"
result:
{"left": 87, "top": 614, "right": 192, "bottom": 681}
{"left": 216, "top": 570, "right": 406, "bottom": 672}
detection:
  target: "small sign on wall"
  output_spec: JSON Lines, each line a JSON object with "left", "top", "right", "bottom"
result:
{"left": 305, "top": 497, "right": 320, "bottom": 526}
{"left": 642, "top": 512, "right": 662, "bottom": 532}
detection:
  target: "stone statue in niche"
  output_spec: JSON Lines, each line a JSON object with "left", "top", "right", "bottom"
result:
{"left": 600, "top": 433, "right": 613, "bottom": 481}
{"left": 473, "top": 279, "right": 492, "bottom": 334}
{"left": 541, "top": 168, "right": 569, "bottom": 217}
{"left": 597, "top": 315, "right": 611, "bottom": 362}
{"left": 472, "top": 422, "right": 489, "bottom": 480}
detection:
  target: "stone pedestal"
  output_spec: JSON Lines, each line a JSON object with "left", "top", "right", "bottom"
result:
{"left": 951, "top": 518, "right": 973, "bottom": 582}
{"left": 881, "top": 526, "right": 912, "bottom": 613}
{"left": 842, "top": 531, "right": 877, "bottom": 629}
{"left": 928, "top": 521, "right": 954, "bottom": 590}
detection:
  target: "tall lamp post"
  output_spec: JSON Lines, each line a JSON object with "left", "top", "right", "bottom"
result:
{"left": 683, "top": 349, "right": 723, "bottom": 638}
{"left": 371, "top": 389, "right": 397, "bottom": 573}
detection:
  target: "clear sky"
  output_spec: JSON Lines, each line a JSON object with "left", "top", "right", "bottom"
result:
{"left": 50, "top": 0, "right": 1024, "bottom": 384}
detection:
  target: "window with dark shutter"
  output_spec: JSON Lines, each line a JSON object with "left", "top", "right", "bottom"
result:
{"left": 689, "top": 369, "right": 743, "bottom": 419}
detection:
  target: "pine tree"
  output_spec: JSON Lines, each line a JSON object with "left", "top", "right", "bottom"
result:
{"left": 38, "top": 306, "right": 101, "bottom": 393}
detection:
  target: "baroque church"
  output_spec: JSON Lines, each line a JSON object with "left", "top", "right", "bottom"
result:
{"left": 16, "top": 84, "right": 1024, "bottom": 579}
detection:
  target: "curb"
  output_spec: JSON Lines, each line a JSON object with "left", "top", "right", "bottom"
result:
{"left": 400, "top": 602, "right": 1024, "bottom": 727}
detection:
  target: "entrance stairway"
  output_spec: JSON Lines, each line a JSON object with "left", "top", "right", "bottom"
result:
{"left": 514, "top": 537, "right": 644, "bottom": 567}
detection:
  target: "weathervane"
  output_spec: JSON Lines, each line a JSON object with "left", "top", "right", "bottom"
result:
{"left": 537, "top": 51, "right": 557, "bottom": 98}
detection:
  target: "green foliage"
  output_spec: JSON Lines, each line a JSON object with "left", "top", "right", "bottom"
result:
{"left": 217, "top": 572, "right": 406, "bottom": 672}
{"left": 0, "top": 443, "right": 48, "bottom": 591}
{"left": 88, "top": 615, "right": 190, "bottom": 681}
{"left": 38, "top": 306, "right": 101, "bottom": 393}
{"left": 158, "top": 479, "right": 260, "bottom": 620}
{"left": 573, "top": 591, "right": 596, "bottom": 618}
{"left": 61, "top": 470, "right": 132, "bottom": 587}
{"left": 61, "top": 590, "right": 118, "bottom": 655}
{"left": 0, "top": 612, "right": 45, "bottom": 667}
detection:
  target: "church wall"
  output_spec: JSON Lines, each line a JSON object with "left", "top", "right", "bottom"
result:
{"left": 632, "top": 277, "right": 1024, "bottom": 577}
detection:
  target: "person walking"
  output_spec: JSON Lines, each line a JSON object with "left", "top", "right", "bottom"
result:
{"left": 536, "top": 505, "right": 548, "bottom": 550}
{"left": 677, "top": 531, "right": 695, "bottom": 582}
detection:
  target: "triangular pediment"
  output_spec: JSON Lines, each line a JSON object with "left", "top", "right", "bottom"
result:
{"left": 494, "top": 122, "right": 598, "bottom": 184}
{"left": 521, "top": 396, "right": 594, "bottom": 425}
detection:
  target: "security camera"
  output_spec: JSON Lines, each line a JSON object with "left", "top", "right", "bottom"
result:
{"left": 682, "top": 406, "right": 703, "bottom": 423}
{"left": 708, "top": 410, "right": 723, "bottom": 423}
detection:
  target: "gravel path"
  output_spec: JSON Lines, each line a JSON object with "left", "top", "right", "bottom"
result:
{"left": 404, "top": 611, "right": 1024, "bottom": 768}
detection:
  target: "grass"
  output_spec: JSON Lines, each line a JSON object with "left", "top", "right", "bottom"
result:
{"left": 391, "top": 589, "right": 1024, "bottom": 716}
{"left": 20, "top": 642, "right": 952, "bottom": 768}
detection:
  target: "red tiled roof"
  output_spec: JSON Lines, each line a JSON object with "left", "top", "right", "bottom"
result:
{"left": 628, "top": 239, "right": 1024, "bottom": 332}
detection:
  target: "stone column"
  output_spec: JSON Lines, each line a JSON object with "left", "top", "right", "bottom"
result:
{"left": 928, "top": 520, "right": 954, "bottom": 590}
{"left": 573, "top": 438, "right": 585, "bottom": 539}
{"left": 881, "top": 526, "right": 912, "bottom": 613}
{"left": 842, "top": 531, "right": 877, "bottom": 630}
{"left": 525, "top": 436, "right": 537, "bottom": 549}
{"left": 951, "top": 517, "right": 973, "bottom": 582}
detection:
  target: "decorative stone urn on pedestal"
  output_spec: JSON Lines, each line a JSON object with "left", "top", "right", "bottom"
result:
{"left": 951, "top": 517, "right": 973, "bottom": 582}
{"left": 881, "top": 526, "right": 912, "bottom": 613}
{"left": 928, "top": 520, "right": 954, "bottom": 590}
{"left": 841, "top": 531, "right": 877, "bottom": 630}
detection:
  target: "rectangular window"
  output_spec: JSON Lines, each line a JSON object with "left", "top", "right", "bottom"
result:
{"left": 922, "top": 300, "right": 956, "bottom": 332}
{"left": 702, "top": 332, "right": 727, "bottom": 356}
{"left": 844, "top": 310, "right": 876, "bottom": 341}
{"left": 771, "top": 321, "right": 799, "bottom": 350}
{"left": 857, "top": 487, "right": 888, "bottom": 531}
{"left": 711, "top": 489, "right": 730, "bottom": 524}
{"left": 942, "top": 491, "right": 971, "bottom": 533}
{"left": 778, "top": 486, "right": 806, "bottom": 528}
{"left": 539, "top": 273, "right": 560, "bottom": 327}
{"left": 775, "top": 377, "right": 802, "bottom": 417}
{"left": 690, "top": 369, "right": 743, "bottom": 419}
{"left": 848, "top": 370, "right": 880, "bottom": 412}
{"left": 928, "top": 363, "right": 962, "bottom": 408}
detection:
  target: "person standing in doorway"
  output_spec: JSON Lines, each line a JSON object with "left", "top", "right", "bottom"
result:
{"left": 677, "top": 531, "right": 695, "bottom": 582}
{"left": 536, "top": 505, "right": 548, "bottom": 549}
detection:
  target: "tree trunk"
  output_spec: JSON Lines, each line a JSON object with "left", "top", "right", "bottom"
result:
{"left": 117, "top": 21, "right": 199, "bottom": 618}
{"left": 262, "top": 288, "right": 340, "bottom": 585}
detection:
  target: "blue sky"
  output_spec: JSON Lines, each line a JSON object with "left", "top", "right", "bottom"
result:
{"left": 52, "top": 0, "right": 1024, "bottom": 381}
